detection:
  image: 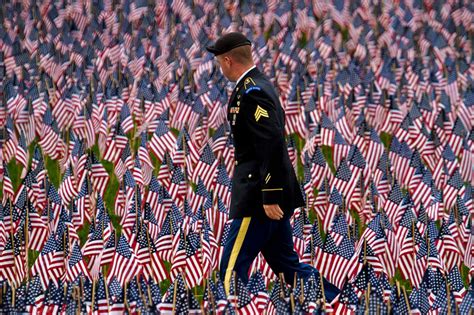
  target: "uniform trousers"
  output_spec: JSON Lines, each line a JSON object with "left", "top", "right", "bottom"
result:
{"left": 219, "top": 215, "right": 340, "bottom": 302}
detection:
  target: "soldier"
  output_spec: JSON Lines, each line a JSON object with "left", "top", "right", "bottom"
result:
{"left": 207, "top": 32, "right": 340, "bottom": 302}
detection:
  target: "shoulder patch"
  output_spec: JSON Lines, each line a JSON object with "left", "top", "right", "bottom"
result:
{"left": 244, "top": 77, "right": 257, "bottom": 89}
{"left": 245, "top": 86, "right": 261, "bottom": 94}
{"left": 254, "top": 105, "right": 269, "bottom": 122}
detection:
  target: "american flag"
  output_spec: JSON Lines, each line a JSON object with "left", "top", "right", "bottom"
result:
{"left": 89, "top": 153, "right": 109, "bottom": 197}
{"left": 95, "top": 273, "right": 110, "bottom": 314}
{"left": 323, "top": 187, "right": 343, "bottom": 232}
{"left": 114, "top": 142, "right": 133, "bottom": 181}
{"left": 107, "top": 235, "right": 141, "bottom": 286}
{"left": 155, "top": 209, "right": 178, "bottom": 262}
{"left": 82, "top": 220, "right": 104, "bottom": 258}
{"left": 103, "top": 124, "right": 128, "bottom": 164}
{"left": 338, "top": 279, "right": 359, "bottom": 310}
{"left": 459, "top": 281, "right": 474, "bottom": 314}
{"left": 168, "top": 165, "right": 187, "bottom": 204}
{"left": 22, "top": 167, "right": 46, "bottom": 215}
{"left": 138, "top": 132, "right": 154, "bottom": 186}
{"left": 23, "top": 197, "right": 49, "bottom": 251}
{"left": 119, "top": 104, "right": 134, "bottom": 134}
{"left": 59, "top": 165, "right": 78, "bottom": 205}
{"left": 333, "top": 130, "right": 350, "bottom": 170}
{"left": 320, "top": 112, "right": 336, "bottom": 146}
{"left": 25, "top": 276, "right": 45, "bottom": 313}
{"left": 66, "top": 242, "right": 90, "bottom": 282}
{"left": 108, "top": 276, "right": 125, "bottom": 314}
{"left": 158, "top": 273, "right": 189, "bottom": 314}
{"left": 171, "top": 230, "right": 204, "bottom": 288}
{"left": 214, "top": 163, "right": 232, "bottom": 208}
{"left": 292, "top": 209, "right": 307, "bottom": 257}
{"left": 146, "top": 175, "right": 161, "bottom": 210}
{"left": 444, "top": 169, "right": 465, "bottom": 211}
{"left": 228, "top": 273, "right": 259, "bottom": 314}
{"left": 267, "top": 277, "right": 292, "bottom": 314}
{"left": 384, "top": 180, "right": 404, "bottom": 226}
{"left": 150, "top": 120, "right": 177, "bottom": 163}
{"left": 201, "top": 217, "right": 218, "bottom": 276}
{"left": 437, "top": 220, "right": 463, "bottom": 272}
{"left": 38, "top": 108, "right": 64, "bottom": 160}
{"left": 132, "top": 155, "right": 145, "bottom": 189}
{"left": 447, "top": 266, "right": 466, "bottom": 303}
{"left": 407, "top": 284, "right": 429, "bottom": 315}
{"left": 31, "top": 233, "right": 63, "bottom": 289}
{"left": 329, "top": 212, "right": 350, "bottom": 247}
{"left": 247, "top": 271, "right": 269, "bottom": 312}
{"left": 126, "top": 278, "right": 143, "bottom": 314}
{"left": 2, "top": 163, "right": 15, "bottom": 202}
{"left": 43, "top": 281, "right": 65, "bottom": 314}
{"left": 16, "top": 131, "right": 28, "bottom": 170}
{"left": 188, "top": 178, "right": 209, "bottom": 214}
{"left": 0, "top": 232, "right": 25, "bottom": 287}
{"left": 202, "top": 278, "right": 219, "bottom": 313}
{"left": 73, "top": 179, "right": 90, "bottom": 227}
{"left": 143, "top": 201, "right": 161, "bottom": 240}
{"left": 332, "top": 158, "right": 356, "bottom": 203}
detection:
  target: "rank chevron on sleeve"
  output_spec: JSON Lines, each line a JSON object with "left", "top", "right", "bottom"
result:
{"left": 254, "top": 105, "right": 269, "bottom": 122}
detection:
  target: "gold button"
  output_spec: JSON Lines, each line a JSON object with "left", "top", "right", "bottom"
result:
{"left": 248, "top": 173, "right": 252, "bottom": 179}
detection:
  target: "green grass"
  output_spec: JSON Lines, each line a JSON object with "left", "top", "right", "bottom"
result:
{"left": 393, "top": 269, "right": 412, "bottom": 292}
{"left": 321, "top": 145, "right": 336, "bottom": 174}
{"left": 79, "top": 220, "right": 90, "bottom": 247}
{"left": 6, "top": 159, "right": 22, "bottom": 192}
{"left": 100, "top": 159, "right": 122, "bottom": 236}
{"left": 380, "top": 132, "right": 393, "bottom": 149}
{"left": 45, "top": 156, "right": 61, "bottom": 187}
{"left": 160, "top": 267, "right": 171, "bottom": 295}
{"left": 293, "top": 134, "right": 305, "bottom": 181}
{"left": 27, "top": 249, "right": 40, "bottom": 270}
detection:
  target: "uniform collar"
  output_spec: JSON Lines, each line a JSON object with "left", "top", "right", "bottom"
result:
{"left": 235, "top": 65, "right": 256, "bottom": 87}
{"left": 228, "top": 66, "right": 258, "bottom": 106}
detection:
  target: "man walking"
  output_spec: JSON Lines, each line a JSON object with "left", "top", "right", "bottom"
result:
{"left": 206, "top": 32, "right": 340, "bottom": 302}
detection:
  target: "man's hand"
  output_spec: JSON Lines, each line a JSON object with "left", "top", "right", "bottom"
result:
{"left": 263, "top": 204, "right": 284, "bottom": 220}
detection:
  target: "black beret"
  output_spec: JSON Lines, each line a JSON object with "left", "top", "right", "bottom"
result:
{"left": 206, "top": 32, "right": 251, "bottom": 56}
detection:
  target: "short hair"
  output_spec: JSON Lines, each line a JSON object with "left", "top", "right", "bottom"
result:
{"left": 225, "top": 45, "right": 253, "bottom": 65}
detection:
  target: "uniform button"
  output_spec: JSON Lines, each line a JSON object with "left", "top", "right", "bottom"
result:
{"left": 235, "top": 161, "right": 239, "bottom": 166}
{"left": 248, "top": 173, "right": 252, "bottom": 179}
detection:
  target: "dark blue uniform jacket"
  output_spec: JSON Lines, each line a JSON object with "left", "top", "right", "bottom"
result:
{"left": 227, "top": 67, "right": 304, "bottom": 219}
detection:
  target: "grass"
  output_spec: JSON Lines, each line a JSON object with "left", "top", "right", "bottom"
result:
{"left": 44, "top": 156, "right": 61, "bottom": 188}
{"left": 380, "top": 132, "right": 393, "bottom": 149}
{"left": 6, "top": 160, "right": 21, "bottom": 193}
{"left": 99, "top": 158, "right": 122, "bottom": 236}
{"left": 321, "top": 145, "right": 336, "bottom": 174}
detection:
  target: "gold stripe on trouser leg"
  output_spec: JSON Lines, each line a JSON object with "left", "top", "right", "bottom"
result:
{"left": 224, "top": 217, "right": 251, "bottom": 295}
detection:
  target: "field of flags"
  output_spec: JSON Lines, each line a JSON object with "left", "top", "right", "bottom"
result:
{"left": 0, "top": 0, "right": 473, "bottom": 313}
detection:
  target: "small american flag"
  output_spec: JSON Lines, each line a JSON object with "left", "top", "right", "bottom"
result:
{"left": 107, "top": 235, "right": 141, "bottom": 286}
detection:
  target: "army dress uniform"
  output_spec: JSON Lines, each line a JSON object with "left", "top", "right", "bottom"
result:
{"left": 207, "top": 33, "right": 340, "bottom": 301}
